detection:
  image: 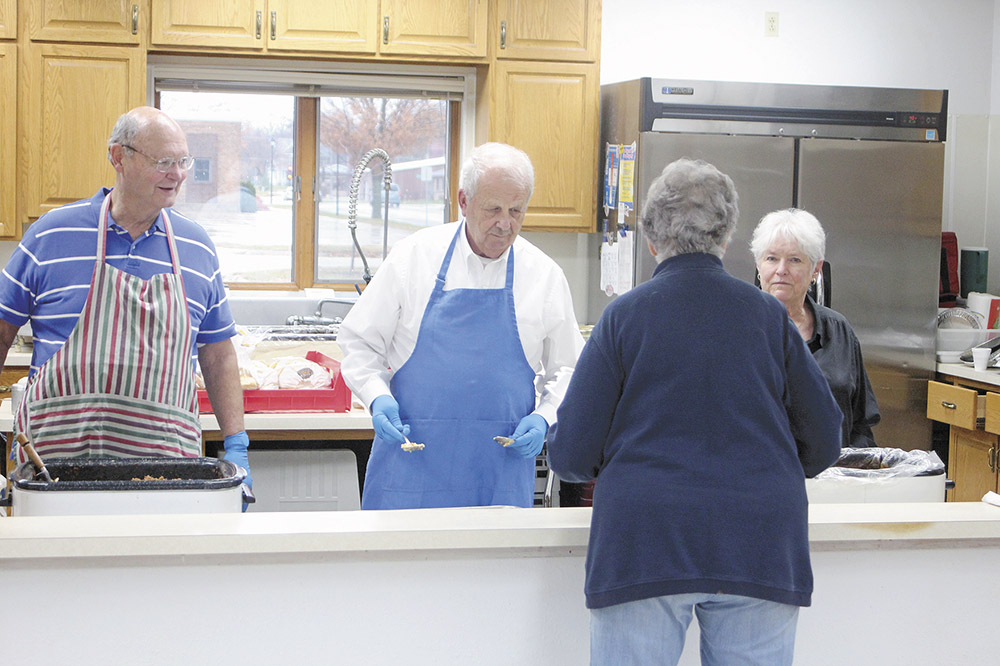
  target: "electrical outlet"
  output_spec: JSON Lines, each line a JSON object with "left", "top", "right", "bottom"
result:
{"left": 765, "top": 11, "right": 779, "bottom": 37}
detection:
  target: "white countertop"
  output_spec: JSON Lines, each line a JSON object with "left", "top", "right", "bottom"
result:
{"left": 0, "top": 397, "right": 373, "bottom": 433}
{"left": 1, "top": 502, "right": 998, "bottom": 562}
{"left": 936, "top": 361, "right": 1000, "bottom": 386}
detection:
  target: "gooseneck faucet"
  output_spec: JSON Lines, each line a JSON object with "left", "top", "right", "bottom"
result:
{"left": 347, "top": 148, "right": 393, "bottom": 284}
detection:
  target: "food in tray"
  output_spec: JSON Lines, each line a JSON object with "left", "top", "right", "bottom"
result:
{"left": 273, "top": 356, "right": 332, "bottom": 389}
{"left": 493, "top": 436, "right": 515, "bottom": 447}
{"left": 401, "top": 440, "right": 425, "bottom": 452}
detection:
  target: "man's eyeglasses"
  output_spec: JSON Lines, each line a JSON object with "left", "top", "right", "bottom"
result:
{"left": 121, "top": 144, "right": 195, "bottom": 173}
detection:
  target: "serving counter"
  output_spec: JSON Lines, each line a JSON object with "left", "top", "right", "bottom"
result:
{"left": 0, "top": 502, "right": 999, "bottom": 664}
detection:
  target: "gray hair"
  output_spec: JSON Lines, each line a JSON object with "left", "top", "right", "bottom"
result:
{"left": 108, "top": 110, "right": 142, "bottom": 150}
{"left": 459, "top": 142, "right": 534, "bottom": 201}
{"left": 640, "top": 158, "right": 739, "bottom": 259}
{"left": 750, "top": 208, "right": 826, "bottom": 270}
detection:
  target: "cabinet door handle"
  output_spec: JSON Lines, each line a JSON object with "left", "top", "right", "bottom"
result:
{"left": 383, "top": 16, "right": 390, "bottom": 44}
{"left": 500, "top": 20, "right": 507, "bottom": 49}
{"left": 990, "top": 446, "right": 997, "bottom": 473}
{"left": 131, "top": 4, "right": 138, "bottom": 35}
{"left": 256, "top": 10, "right": 262, "bottom": 39}
{"left": 270, "top": 10, "right": 276, "bottom": 40}
{"left": 941, "top": 400, "right": 957, "bottom": 410}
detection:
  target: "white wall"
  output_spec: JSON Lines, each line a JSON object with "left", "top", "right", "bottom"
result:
{"left": 601, "top": 1, "right": 993, "bottom": 111}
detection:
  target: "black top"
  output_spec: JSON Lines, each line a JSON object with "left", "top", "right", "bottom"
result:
{"left": 805, "top": 295, "right": 881, "bottom": 448}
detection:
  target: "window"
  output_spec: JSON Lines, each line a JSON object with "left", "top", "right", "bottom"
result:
{"left": 150, "top": 57, "right": 475, "bottom": 289}
{"left": 192, "top": 158, "right": 211, "bottom": 183}
{"left": 315, "top": 96, "right": 449, "bottom": 281}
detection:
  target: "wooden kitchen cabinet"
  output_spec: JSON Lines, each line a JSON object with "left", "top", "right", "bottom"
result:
{"left": 151, "top": 0, "right": 263, "bottom": 49}
{"left": 948, "top": 426, "right": 998, "bottom": 501}
{"left": 494, "top": 0, "right": 600, "bottom": 62}
{"left": 380, "top": 0, "right": 486, "bottom": 57}
{"left": 20, "top": 42, "right": 145, "bottom": 222}
{"left": 26, "top": 0, "right": 144, "bottom": 45}
{"left": 0, "top": 0, "right": 15, "bottom": 39}
{"left": 928, "top": 378, "right": 1000, "bottom": 501}
{"left": 0, "top": 43, "right": 14, "bottom": 237}
{"left": 152, "top": 0, "right": 399, "bottom": 56}
{"left": 485, "top": 59, "right": 599, "bottom": 231}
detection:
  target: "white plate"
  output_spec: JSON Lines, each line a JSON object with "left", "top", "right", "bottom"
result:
{"left": 937, "top": 351, "right": 963, "bottom": 363}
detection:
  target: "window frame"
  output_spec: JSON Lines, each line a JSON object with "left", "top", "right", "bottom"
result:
{"left": 147, "top": 56, "right": 477, "bottom": 291}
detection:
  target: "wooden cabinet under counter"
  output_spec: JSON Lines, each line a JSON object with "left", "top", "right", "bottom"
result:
{"left": 926, "top": 380, "right": 979, "bottom": 430}
{"left": 929, "top": 370, "right": 1000, "bottom": 501}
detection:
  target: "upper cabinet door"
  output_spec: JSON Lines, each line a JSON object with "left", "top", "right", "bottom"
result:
{"left": 27, "top": 0, "right": 144, "bottom": 45}
{"left": 0, "top": 0, "right": 15, "bottom": 39}
{"left": 266, "top": 0, "right": 378, "bottom": 54}
{"left": 0, "top": 44, "right": 15, "bottom": 237}
{"left": 21, "top": 43, "right": 145, "bottom": 222}
{"left": 489, "top": 60, "right": 599, "bottom": 231}
{"left": 380, "top": 0, "right": 486, "bottom": 58}
{"left": 151, "top": 0, "right": 265, "bottom": 49}
{"left": 495, "top": 0, "right": 600, "bottom": 62}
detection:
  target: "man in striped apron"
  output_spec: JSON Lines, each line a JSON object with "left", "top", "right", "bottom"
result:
{"left": 0, "top": 107, "right": 250, "bottom": 493}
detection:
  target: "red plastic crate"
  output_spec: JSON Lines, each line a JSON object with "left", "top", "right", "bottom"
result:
{"left": 197, "top": 351, "right": 352, "bottom": 413}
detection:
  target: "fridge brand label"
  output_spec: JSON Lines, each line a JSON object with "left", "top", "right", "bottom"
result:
{"left": 662, "top": 86, "right": 694, "bottom": 95}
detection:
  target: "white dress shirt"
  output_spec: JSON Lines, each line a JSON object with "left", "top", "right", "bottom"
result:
{"left": 339, "top": 221, "right": 585, "bottom": 426}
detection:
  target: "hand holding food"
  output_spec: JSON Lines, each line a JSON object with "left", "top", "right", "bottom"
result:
{"left": 504, "top": 414, "right": 549, "bottom": 458}
{"left": 371, "top": 395, "right": 410, "bottom": 445}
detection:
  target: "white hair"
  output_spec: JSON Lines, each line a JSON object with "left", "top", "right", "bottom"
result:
{"left": 459, "top": 142, "right": 534, "bottom": 201}
{"left": 750, "top": 208, "right": 826, "bottom": 270}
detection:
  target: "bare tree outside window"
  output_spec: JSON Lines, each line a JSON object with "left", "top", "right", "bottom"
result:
{"left": 316, "top": 97, "right": 449, "bottom": 282}
{"left": 156, "top": 90, "right": 451, "bottom": 286}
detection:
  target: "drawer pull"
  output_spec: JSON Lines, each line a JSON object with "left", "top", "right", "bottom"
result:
{"left": 941, "top": 400, "right": 957, "bottom": 410}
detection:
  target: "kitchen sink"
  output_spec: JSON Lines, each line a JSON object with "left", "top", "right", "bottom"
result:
{"left": 226, "top": 291, "right": 357, "bottom": 327}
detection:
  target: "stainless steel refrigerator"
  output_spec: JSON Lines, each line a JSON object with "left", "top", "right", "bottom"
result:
{"left": 588, "top": 78, "right": 947, "bottom": 451}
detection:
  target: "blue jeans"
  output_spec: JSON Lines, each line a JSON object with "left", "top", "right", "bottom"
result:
{"left": 590, "top": 593, "right": 799, "bottom": 666}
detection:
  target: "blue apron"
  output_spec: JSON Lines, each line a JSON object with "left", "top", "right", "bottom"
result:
{"left": 362, "top": 223, "right": 537, "bottom": 509}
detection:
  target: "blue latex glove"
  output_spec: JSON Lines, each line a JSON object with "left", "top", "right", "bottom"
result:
{"left": 508, "top": 414, "right": 548, "bottom": 458}
{"left": 371, "top": 395, "right": 410, "bottom": 445}
{"left": 223, "top": 431, "right": 252, "bottom": 512}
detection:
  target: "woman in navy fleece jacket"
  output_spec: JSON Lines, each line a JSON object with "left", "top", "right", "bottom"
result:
{"left": 548, "top": 158, "right": 842, "bottom": 666}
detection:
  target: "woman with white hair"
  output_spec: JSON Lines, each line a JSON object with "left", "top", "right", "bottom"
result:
{"left": 751, "top": 208, "right": 881, "bottom": 448}
{"left": 549, "top": 158, "right": 842, "bottom": 665}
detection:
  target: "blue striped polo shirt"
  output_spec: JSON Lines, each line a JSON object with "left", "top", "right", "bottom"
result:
{"left": 0, "top": 188, "right": 236, "bottom": 375}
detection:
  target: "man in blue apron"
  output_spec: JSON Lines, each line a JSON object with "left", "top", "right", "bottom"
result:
{"left": 0, "top": 107, "right": 251, "bottom": 496}
{"left": 339, "top": 143, "right": 585, "bottom": 509}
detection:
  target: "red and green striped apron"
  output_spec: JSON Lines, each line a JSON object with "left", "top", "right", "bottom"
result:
{"left": 14, "top": 193, "right": 201, "bottom": 461}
